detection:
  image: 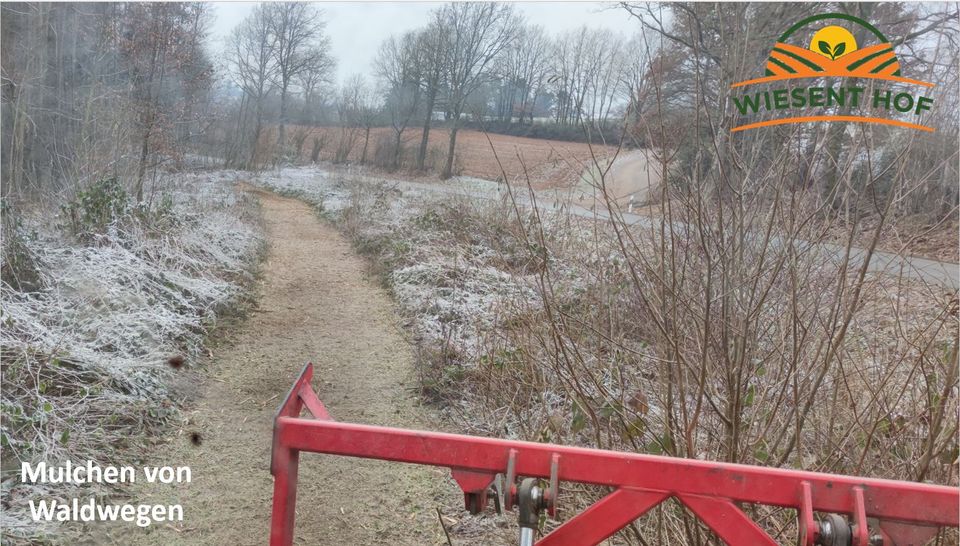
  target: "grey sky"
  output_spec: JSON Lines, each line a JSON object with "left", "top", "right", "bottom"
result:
{"left": 209, "top": 2, "right": 641, "bottom": 85}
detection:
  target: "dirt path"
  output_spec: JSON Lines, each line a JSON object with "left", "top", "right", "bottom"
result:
{"left": 86, "top": 187, "right": 456, "bottom": 545}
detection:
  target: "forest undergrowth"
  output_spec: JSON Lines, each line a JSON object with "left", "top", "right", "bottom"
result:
{"left": 0, "top": 172, "right": 264, "bottom": 542}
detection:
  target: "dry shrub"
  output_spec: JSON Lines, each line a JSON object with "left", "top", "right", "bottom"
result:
{"left": 1, "top": 207, "right": 42, "bottom": 292}
{"left": 252, "top": 161, "right": 957, "bottom": 544}
{"left": 309, "top": 134, "right": 327, "bottom": 163}
{"left": 372, "top": 134, "right": 404, "bottom": 171}
{"left": 289, "top": 127, "right": 312, "bottom": 162}
{"left": 470, "top": 128, "right": 960, "bottom": 543}
{"left": 333, "top": 127, "right": 361, "bottom": 164}
{"left": 0, "top": 172, "right": 263, "bottom": 541}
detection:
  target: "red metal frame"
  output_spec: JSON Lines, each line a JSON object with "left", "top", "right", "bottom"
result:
{"left": 270, "top": 364, "right": 959, "bottom": 545}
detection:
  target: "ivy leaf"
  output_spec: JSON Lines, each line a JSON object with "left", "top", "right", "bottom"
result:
{"left": 646, "top": 434, "right": 674, "bottom": 455}
{"left": 570, "top": 401, "right": 586, "bottom": 434}
{"left": 833, "top": 42, "right": 846, "bottom": 58}
{"left": 818, "top": 40, "right": 832, "bottom": 57}
{"left": 622, "top": 416, "right": 647, "bottom": 440}
{"left": 599, "top": 401, "right": 621, "bottom": 419}
{"left": 754, "top": 445, "right": 769, "bottom": 463}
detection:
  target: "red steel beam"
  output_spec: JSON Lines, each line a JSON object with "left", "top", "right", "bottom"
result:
{"left": 270, "top": 364, "right": 960, "bottom": 545}
{"left": 678, "top": 494, "right": 778, "bottom": 546}
{"left": 276, "top": 417, "right": 959, "bottom": 526}
{"left": 536, "top": 489, "right": 668, "bottom": 546}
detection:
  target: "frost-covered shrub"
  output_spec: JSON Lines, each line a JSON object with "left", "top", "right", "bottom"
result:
{"left": 1, "top": 205, "right": 42, "bottom": 292}
{"left": 59, "top": 177, "right": 130, "bottom": 238}
{"left": 58, "top": 177, "right": 183, "bottom": 241}
{"left": 0, "top": 171, "right": 261, "bottom": 540}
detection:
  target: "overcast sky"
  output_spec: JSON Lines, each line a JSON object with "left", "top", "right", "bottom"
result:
{"left": 209, "top": 2, "right": 641, "bottom": 85}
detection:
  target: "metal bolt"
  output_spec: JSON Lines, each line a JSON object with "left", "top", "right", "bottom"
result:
{"left": 817, "top": 514, "right": 852, "bottom": 546}
{"left": 517, "top": 478, "right": 544, "bottom": 546}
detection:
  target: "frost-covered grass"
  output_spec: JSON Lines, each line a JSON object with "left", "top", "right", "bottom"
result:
{"left": 257, "top": 166, "right": 959, "bottom": 455}
{"left": 252, "top": 165, "right": 958, "bottom": 543}
{"left": 253, "top": 166, "right": 534, "bottom": 358}
{"left": 0, "top": 171, "right": 262, "bottom": 541}
{"left": 251, "top": 166, "right": 588, "bottom": 429}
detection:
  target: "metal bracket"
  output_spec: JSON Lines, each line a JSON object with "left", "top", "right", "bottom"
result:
{"left": 799, "top": 481, "right": 819, "bottom": 546}
{"left": 504, "top": 448, "right": 518, "bottom": 511}
{"left": 545, "top": 453, "right": 559, "bottom": 518}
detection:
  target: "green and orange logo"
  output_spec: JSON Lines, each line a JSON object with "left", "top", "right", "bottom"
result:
{"left": 731, "top": 13, "right": 935, "bottom": 132}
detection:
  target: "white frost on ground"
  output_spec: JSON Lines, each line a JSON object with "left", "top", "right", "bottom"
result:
{"left": 390, "top": 261, "right": 536, "bottom": 357}
{"left": 252, "top": 166, "right": 540, "bottom": 361}
{"left": 0, "top": 171, "right": 262, "bottom": 540}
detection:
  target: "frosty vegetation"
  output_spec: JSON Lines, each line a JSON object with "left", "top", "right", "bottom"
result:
{"left": 3, "top": 1, "right": 958, "bottom": 544}
{"left": 255, "top": 166, "right": 538, "bottom": 384}
{"left": 0, "top": 173, "right": 262, "bottom": 540}
{"left": 253, "top": 162, "right": 958, "bottom": 543}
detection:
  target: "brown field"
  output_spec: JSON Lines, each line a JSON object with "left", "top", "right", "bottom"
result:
{"left": 281, "top": 125, "right": 619, "bottom": 189}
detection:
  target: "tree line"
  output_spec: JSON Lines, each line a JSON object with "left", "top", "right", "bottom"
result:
{"left": 222, "top": 3, "right": 651, "bottom": 177}
{"left": 2, "top": 3, "right": 213, "bottom": 203}
{"left": 3, "top": 2, "right": 956, "bottom": 219}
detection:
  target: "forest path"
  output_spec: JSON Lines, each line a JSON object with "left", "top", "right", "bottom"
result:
{"left": 86, "top": 186, "right": 455, "bottom": 545}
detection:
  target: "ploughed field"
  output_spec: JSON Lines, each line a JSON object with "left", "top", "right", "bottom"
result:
{"left": 280, "top": 125, "right": 619, "bottom": 190}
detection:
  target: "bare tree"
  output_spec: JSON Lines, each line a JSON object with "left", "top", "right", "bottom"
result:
{"left": 582, "top": 32, "right": 625, "bottom": 130}
{"left": 333, "top": 79, "right": 361, "bottom": 164}
{"left": 550, "top": 28, "right": 586, "bottom": 126}
{"left": 347, "top": 75, "right": 379, "bottom": 164}
{"left": 495, "top": 24, "right": 549, "bottom": 124}
{"left": 414, "top": 19, "right": 449, "bottom": 172}
{"left": 1, "top": 3, "right": 128, "bottom": 197}
{"left": 227, "top": 4, "right": 278, "bottom": 168}
{"left": 437, "top": 2, "right": 520, "bottom": 179}
{"left": 264, "top": 2, "right": 331, "bottom": 156}
{"left": 547, "top": 26, "right": 627, "bottom": 130}
{"left": 1, "top": 3, "right": 213, "bottom": 202}
{"left": 296, "top": 46, "right": 335, "bottom": 126}
{"left": 119, "top": 3, "right": 212, "bottom": 202}
{"left": 375, "top": 31, "right": 423, "bottom": 169}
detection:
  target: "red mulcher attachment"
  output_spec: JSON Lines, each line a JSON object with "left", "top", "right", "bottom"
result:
{"left": 270, "top": 363, "right": 959, "bottom": 545}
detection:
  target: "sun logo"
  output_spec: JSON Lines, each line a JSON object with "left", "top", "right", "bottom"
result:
{"left": 810, "top": 26, "right": 857, "bottom": 61}
{"left": 756, "top": 14, "right": 912, "bottom": 81}
{"left": 729, "top": 13, "right": 936, "bottom": 133}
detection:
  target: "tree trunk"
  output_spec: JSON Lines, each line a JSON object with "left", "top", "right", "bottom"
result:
{"left": 250, "top": 100, "right": 263, "bottom": 169}
{"left": 135, "top": 130, "right": 149, "bottom": 203}
{"left": 361, "top": 126, "right": 370, "bottom": 164}
{"left": 393, "top": 129, "right": 403, "bottom": 170}
{"left": 417, "top": 86, "right": 438, "bottom": 171}
{"left": 278, "top": 84, "right": 288, "bottom": 155}
{"left": 442, "top": 121, "right": 459, "bottom": 180}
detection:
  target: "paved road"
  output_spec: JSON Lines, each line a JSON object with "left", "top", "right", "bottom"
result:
{"left": 574, "top": 150, "right": 659, "bottom": 210}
